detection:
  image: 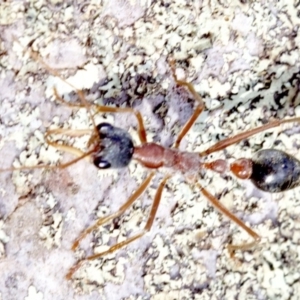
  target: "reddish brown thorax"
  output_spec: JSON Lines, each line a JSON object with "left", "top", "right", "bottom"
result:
{"left": 133, "top": 143, "right": 203, "bottom": 174}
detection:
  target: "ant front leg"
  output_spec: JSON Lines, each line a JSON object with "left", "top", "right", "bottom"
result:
{"left": 93, "top": 105, "right": 147, "bottom": 144}
{"left": 45, "top": 128, "right": 94, "bottom": 156}
{"left": 54, "top": 88, "right": 148, "bottom": 144}
{"left": 25, "top": 43, "right": 148, "bottom": 144}
{"left": 53, "top": 88, "right": 87, "bottom": 108}
{"left": 169, "top": 59, "right": 205, "bottom": 148}
{"left": 21, "top": 43, "right": 98, "bottom": 128}
{"left": 0, "top": 128, "right": 95, "bottom": 173}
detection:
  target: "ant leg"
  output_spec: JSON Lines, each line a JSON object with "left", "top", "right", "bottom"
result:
{"left": 194, "top": 182, "right": 260, "bottom": 254}
{"left": 53, "top": 76, "right": 147, "bottom": 144}
{"left": 170, "top": 60, "right": 205, "bottom": 148}
{"left": 46, "top": 128, "right": 93, "bottom": 140}
{"left": 52, "top": 75, "right": 147, "bottom": 143}
{"left": 25, "top": 43, "right": 148, "bottom": 144}
{"left": 227, "top": 241, "right": 258, "bottom": 258}
{"left": 201, "top": 117, "right": 300, "bottom": 156}
{"left": 54, "top": 86, "right": 148, "bottom": 144}
{"left": 53, "top": 88, "right": 85, "bottom": 108}
{"left": 45, "top": 128, "right": 94, "bottom": 159}
{"left": 26, "top": 46, "right": 79, "bottom": 96}
{"left": 0, "top": 128, "right": 94, "bottom": 173}
{"left": 0, "top": 149, "right": 94, "bottom": 173}
{"left": 93, "top": 105, "right": 147, "bottom": 144}
{"left": 28, "top": 45, "right": 147, "bottom": 143}
{"left": 71, "top": 171, "right": 155, "bottom": 251}
{"left": 66, "top": 174, "right": 170, "bottom": 280}
{"left": 87, "top": 175, "right": 169, "bottom": 256}
{"left": 51, "top": 73, "right": 147, "bottom": 144}
{"left": 21, "top": 44, "right": 97, "bottom": 128}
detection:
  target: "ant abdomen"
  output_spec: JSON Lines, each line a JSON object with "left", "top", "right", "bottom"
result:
{"left": 250, "top": 149, "right": 300, "bottom": 193}
{"left": 93, "top": 123, "right": 134, "bottom": 169}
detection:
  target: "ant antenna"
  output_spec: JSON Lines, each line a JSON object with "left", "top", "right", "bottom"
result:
{"left": 19, "top": 38, "right": 98, "bottom": 136}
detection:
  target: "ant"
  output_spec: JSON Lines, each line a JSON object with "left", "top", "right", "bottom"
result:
{"left": 2, "top": 45, "right": 300, "bottom": 280}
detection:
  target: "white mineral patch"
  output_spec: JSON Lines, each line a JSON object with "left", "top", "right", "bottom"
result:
{"left": 25, "top": 286, "right": 43, "bottom": 300}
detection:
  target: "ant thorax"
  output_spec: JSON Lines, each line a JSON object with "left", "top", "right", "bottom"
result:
{"left": 133, "top": 142, "right": 204, "bottom": 174}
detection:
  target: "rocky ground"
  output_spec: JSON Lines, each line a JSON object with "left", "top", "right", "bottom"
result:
{"left": 0, "top": 1, "right": 300, "bottom": 299}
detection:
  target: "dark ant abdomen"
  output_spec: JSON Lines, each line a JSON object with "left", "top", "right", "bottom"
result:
{"left": 250, "top": 149, "right": 300, "bottom": 192}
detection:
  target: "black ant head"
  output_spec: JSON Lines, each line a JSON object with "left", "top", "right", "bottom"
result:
{"left": 93, "top": 123, "right": 134, "bottom": 169}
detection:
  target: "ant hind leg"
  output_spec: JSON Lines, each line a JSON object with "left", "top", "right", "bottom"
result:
{"left": 201, "top": 117, "right": 300, "bottom": 156}
{"left": 194, "top": 181, "right": 260, "bottom": 256}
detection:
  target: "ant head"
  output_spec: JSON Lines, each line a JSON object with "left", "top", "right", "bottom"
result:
{"left": 93, "top": 123, "right": 134, "bottom": 169}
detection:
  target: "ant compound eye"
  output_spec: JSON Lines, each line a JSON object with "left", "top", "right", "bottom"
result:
{"left": 93, "top": 157, "right": 111, "bottom": 169}
{"left": 96, "top": 123, "right": 112, "bottom": 134}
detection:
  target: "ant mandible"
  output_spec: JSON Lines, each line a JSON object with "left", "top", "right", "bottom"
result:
{"left": 2, "top": 46, "right": 300, "bottom": 280}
